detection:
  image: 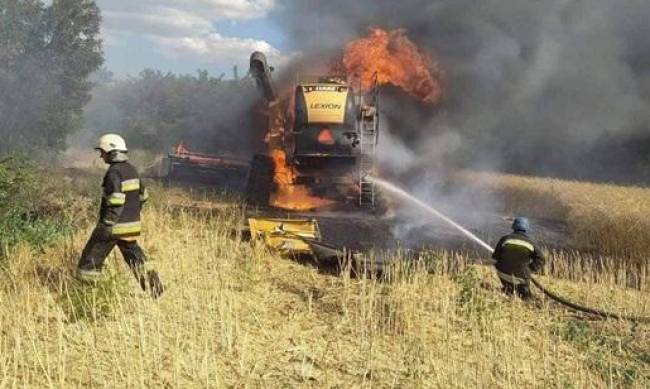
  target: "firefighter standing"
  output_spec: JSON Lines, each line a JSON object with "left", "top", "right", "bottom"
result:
{"left": 492, "top": 217, "right": 545, "bottom": 299}
{"left": 77, "top": 134, "right": 164, "bottom": 298}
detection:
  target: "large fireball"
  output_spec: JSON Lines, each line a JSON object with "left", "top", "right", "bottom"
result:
{"left": 343, "top": 28, "right": 444, "bottom": 105}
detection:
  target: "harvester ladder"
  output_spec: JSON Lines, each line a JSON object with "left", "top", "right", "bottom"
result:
{"left": 358, "top": 73, "right": 379, "bottom": 207}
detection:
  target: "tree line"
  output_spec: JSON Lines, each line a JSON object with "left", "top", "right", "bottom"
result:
{"left": 83, "top": 69, "right": 263, "bottom": 157}
{"left": 0, "top": 0, "right": 103, "bottom": 155}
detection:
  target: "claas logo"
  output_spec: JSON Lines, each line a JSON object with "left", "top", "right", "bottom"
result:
{"left": 310, "top": 103, "right": 342, "bottom": 110}
{"left": 304, "top": 86, "right": 348, "bottom": 93}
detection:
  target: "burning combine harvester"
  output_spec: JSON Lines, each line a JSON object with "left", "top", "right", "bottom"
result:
{"left": 165, "top": 29, "right": 444, "bottom": 265}
{"left": 244, "top": 28, "right": 443, "bottom": 212}
{"left": 166, "top": 28, "right": 442, "bottom": 214}
{"left": 245, "top": 51, "right": 381, "bottom": 212}
{"left": 244, "top": 27, "right": 445, "bottom": 264}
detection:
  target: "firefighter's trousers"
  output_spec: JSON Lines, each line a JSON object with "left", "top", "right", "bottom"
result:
{"left": 500, "top": 279, "right": 532, "bottom": 299}
{"left": 77, "top": 226, "right": 147, "bottom": 280}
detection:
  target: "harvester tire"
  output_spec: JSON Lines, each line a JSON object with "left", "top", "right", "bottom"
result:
{"left": 246, "top": 154, "right": 275, "bottom": 206}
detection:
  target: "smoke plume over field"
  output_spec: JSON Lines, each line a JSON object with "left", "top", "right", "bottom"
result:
{"left": 276, "top": 0, "right": 650, "bottom": 183}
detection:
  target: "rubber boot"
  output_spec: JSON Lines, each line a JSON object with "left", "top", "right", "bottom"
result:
{"left": 147, "top": 270, "right": 165, "bottom": 299}
{"left": 134, "top": 267, "right": 164, "bottom": 298}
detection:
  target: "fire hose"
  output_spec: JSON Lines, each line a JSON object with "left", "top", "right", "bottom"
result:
{"left": 484, "top": 258, "right": 650, "bottom": 322}
{"left": 485, "top": 254, "right": 650, "bottom": 322}
{"left": 529, "top": 276, "right": 650, "bottom": 322}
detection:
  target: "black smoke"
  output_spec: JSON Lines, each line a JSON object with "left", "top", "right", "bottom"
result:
{"left": 273, "top": 0, "right": 650, "bottom": 183}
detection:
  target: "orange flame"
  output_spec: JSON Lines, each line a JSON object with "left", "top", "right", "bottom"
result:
{"left": 270, "top": 149, "right": 296, "bottom": 185}
{"left": 343, "top": 28, "right": 443, "bottom": 104}
{"left": 269, "top": 150, "right": 335, "bottom": 211}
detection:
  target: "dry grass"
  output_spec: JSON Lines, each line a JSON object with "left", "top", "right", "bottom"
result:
{"left": 455, "top": 171, "right": 650, "bottom": 263}
{"left": 1, "top": 179, "right": 649, "bottom": 388}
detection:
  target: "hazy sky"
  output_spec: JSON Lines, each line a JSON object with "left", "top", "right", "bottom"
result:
{"left": 97, "top": 0, "right": 292, "bottom": 77}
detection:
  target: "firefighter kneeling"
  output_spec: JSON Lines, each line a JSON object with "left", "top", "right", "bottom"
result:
{"left": 77, "top": 134, "right": 164, "bottom": 298}
{"left": 492, "top": 217, "right": 545, "bottom": 299}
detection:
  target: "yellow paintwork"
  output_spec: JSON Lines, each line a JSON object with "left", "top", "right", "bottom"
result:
{"left": 248, "top": 218, "right": 320, "bottom": 255}
{"left": 301, "top": 83, "right": 349, "bottom": 124}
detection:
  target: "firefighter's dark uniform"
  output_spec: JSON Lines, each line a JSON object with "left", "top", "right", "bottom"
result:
{"left": 492, "top": 232, "right": 545, "bottom": 298}
{"left": 77, "top": 158, "right": 157, "bottom": 293}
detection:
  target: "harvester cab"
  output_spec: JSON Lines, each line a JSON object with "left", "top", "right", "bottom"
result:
{"left": 246, "top": 51, "right": 381, "bottom": 210}
{"left": 292, "top": 76, "right": 358, "bottom": 156}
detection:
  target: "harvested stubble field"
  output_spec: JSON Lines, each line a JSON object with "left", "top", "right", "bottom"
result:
{"left": 0, "top": 168, "right": 649, "bottom": 388}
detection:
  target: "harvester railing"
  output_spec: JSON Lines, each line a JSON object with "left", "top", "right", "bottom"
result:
{"left": 358, "top": 72, "right": 380, "bottom": 207}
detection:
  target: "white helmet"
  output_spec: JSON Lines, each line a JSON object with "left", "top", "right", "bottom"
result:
{"left": 96, "top": 134, "right": 127, "bottom": 153}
